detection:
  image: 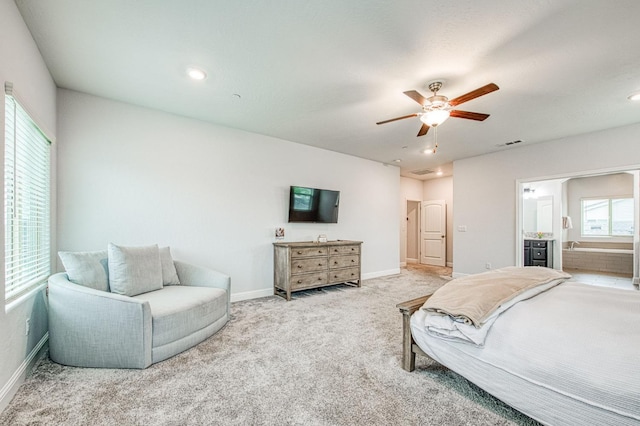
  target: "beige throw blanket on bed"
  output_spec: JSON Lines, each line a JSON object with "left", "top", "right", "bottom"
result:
{"left": 423, "top": 266, "right": 571, "bottom": 327}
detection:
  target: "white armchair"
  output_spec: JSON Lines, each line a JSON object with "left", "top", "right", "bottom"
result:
{"left": 48, "top": 260, "right": 230, "bottom": 369}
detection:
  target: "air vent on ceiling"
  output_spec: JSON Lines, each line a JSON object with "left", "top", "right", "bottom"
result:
{"left": 411, "top": 169, "right": 434, "bottom": 176}
{"left": 496, "top": 139, "right": 523, "bottom": 147}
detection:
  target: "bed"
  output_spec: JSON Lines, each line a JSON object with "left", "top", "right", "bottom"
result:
{"left": 397, "top": 266, "right": 640, "bottom": 426}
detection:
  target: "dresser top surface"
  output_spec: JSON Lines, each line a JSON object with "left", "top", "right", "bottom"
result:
{"left": 273, "top": 240, "right": 362, "bottom": 248}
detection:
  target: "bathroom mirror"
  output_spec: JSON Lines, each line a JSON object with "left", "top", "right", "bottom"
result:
{"left": 523, "top": 195, "right": 553, "bottom": 233}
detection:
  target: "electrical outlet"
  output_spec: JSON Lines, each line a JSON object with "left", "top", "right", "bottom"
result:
{"left": 25, "top": 318, "right": 30, "bottom": 336}
{"left": 485, "top": 262, "right": 492, "bottom": 270}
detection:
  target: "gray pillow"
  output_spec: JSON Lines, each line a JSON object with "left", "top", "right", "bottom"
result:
{"left": 58, "top": 250, "right": 109, "bottom": 292}
{"left": 159, "top": 246, "right": 180, "bottom": 285}
{"left": 108, "top": 243, "right": 163, "bottom": 296}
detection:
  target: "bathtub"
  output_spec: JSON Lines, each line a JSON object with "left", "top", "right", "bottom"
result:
{"left": 562, "top": 247, "right": 633, "bottom": 274}
{"left": 566, "top": 248, "right": 633, "bottom": 254}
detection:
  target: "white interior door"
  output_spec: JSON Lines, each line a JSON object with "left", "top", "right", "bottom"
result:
{"left": 421, "top": 200, "right": 446, "bottom": 266}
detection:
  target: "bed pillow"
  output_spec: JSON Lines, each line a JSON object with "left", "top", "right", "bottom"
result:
{"left": 58, "top": 250, "right": 109, "bottom": 292}
{"left": 108, "top": 243, "right": 163, "bottom": 296}
{"left": 159, "top": 246, "right": 180, "bottom": 285}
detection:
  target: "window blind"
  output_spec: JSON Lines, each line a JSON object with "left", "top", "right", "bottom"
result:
{"left": 4, "top": 85, "right": 51, "bottom": 301}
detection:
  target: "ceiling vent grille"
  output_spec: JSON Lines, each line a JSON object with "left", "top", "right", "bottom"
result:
{"left": 411, "top": 169, "right": 434, "bottom": 176}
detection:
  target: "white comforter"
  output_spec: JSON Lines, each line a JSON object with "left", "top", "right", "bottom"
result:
{"left": 411, "top": 282, "right": 640, "bottom": 426}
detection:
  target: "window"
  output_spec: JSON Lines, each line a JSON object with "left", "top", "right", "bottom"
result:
{"left": 4, "top": 85, "right": 51, "bottom": 301}
{"left": 581, "top": 198, "right": 634, "bottom": 237}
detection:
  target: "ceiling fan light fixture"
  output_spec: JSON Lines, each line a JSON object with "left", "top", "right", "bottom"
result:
{"left": 420, "top": 109, "right": 450, "bottom": 127}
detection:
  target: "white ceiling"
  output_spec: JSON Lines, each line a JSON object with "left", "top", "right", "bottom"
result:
{"left": 15, "top": 0, "right": 640, "bottom": 179}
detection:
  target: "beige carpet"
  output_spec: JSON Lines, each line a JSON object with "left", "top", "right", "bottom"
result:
{"left": 0, "top": 266, "right": 539, "bottom": 425}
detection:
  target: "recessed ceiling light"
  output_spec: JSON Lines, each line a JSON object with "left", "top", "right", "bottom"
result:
{"left": 186, "top": 67, "right": 207, "bottom": 81}
{"left": 628, "top": 91, "right": 640, "bottom": 101}
{"left": 393, "top": 159, "right": 402, "bottom": 163}
{"left": 422, "top": 148, "right": 435, "bottom": 155}
{"left": 436, "top": 171, "right": 443, "bottom": 176}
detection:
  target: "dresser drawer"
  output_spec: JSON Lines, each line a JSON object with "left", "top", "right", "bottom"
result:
{"left": 531, "top": 241, "right": 547, "bottom": 248}
{"left": 329, "top": 267, "right": 360, "bottom": 283}
{"left": 329, "top": 254, "right": 359, "bottom": 269}
{"left": 291, "top": 246, "right": 328, "bottom": 258}
{"left": 291, "top": 258, "right": 328, "bottom": 274}
{"left": 291, "top": 272, "right": 328, "bottom": 290}
{"left": 328, "top": 245, "right": 360, "bottom": 255}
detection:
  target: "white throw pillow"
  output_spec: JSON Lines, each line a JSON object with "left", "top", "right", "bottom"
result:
{"left": 58, "top": 250, "right": 109, "bottom": 292}
{"left": 159, "top": 246, "right": 180, "bottom": 285}
{"left": 108, "top": 243, "right": 163, "bottom": 296}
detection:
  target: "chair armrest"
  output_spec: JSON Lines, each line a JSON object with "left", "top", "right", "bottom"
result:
{"left": 48, "top": 273, "right": 152, "bottom": 369}
{"left": 174, "top": 261, "right": 231, "bottom": 314}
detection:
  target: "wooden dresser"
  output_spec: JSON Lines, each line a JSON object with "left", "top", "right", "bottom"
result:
{"left": 273, "top": 240, "right": 362, "bottom": 301}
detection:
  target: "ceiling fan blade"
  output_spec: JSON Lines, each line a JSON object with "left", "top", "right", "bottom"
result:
{"left": 376, "top": 113, "right": 418, "bottom": 125}
{"left": 403, "top": 90, "right": 428, "bottom": 106}
{"left": 448, "top": 83, "right": 499, "bottom": 107}
{"left": 417, "top": 123, "right": 430, "bottom": 137}
{"left": 449, "top": 110, "right": 490, "bottom": 121}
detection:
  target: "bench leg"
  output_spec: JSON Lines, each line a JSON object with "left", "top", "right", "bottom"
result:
{"left": 401, "top": 311, "right": 416, "bottom": 372}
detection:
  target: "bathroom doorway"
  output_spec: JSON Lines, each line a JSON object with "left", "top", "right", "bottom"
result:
{"left": 517, "top": 167, "right": 640, "bottom": 290}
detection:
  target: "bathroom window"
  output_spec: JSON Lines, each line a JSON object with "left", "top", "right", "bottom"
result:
{"left": 581, "top": 198, "right": 634, "bottom": 237}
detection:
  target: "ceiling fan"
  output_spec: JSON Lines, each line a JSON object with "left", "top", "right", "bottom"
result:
{"left": 376, "top": 81, "right": 499, "bottom": 137}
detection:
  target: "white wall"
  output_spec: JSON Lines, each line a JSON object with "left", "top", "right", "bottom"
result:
{"left": 56, "top": 90, "right": 401, "bottom": 300}
{"left": 453, "top": 123, "right": 640, "bottom": 276}
{"left": 423, "top": 176, "right": 453, "bottom": 266}
{"left": 399, "top": 176, "right": 423, "bottom": 265}
{"left": 0, "top": 0, "right": 57, "bottom": 412}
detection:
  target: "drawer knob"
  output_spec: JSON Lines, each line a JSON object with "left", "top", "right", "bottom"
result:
{"left": 334, "top": 275, "right": 338, "bottom": 279}
{"left": 351, "top": 273, "right": 355, "bottom": 276}
{"left": 297, "top": 251, "right": 303, "bottom": 254}
{"left": 318, "top": 277, "right": 322, "bottom": 281}
{"left": 351, "top": 248, "right": 354, "bottom": 251}
{"left": 351, "top": 259, "right": 355, "bottom": 262}
{"left": 297, "top": 265, "right": 303, "bottom": 268}
{"left": 334, "top": 249, "right": 338, "bottom": 252}
{"left": 318, "top": 250, "right": 323, "bottom": 253}
{"left": 318, "top": 263, "right": 322, "bottom": 266}
{"left": 334, "top": 261, "right": 338, "bottom": 265}
{"left": 297, "top": 280, "right": 302, "bottom": 284}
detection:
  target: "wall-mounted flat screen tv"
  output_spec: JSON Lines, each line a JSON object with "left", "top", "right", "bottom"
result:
{"left": 288, "top": 186, "right": 340, "bottom": 223}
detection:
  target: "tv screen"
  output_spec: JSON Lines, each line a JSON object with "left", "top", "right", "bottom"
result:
{"left": 288, "top": 186, "right": 340, "bottom": 223}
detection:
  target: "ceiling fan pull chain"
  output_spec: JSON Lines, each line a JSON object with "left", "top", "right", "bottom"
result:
{"left": 433, "top": 126, "right": 439, "bottom": 154}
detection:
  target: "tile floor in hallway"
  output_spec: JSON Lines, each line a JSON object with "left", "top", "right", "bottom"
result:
{"left": 563, "top": 268, "right": 637, "bottom": 291}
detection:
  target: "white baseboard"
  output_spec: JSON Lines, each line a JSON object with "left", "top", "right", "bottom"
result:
{"left": 399, "top": 262, "right": 407, "bottom": 267}
{"left": 231, "top": 288, "right": 273, "bottom": 302}
{"left": 406, "top": 258, "right": 418, "bottom": 264}
{"left": 452, "top": 272, "right": 469, "bottom": 279}
{"left": 362, "top": 268, "right": 401, "bottom": 280}
{"left": 0, "top": 332, "right": 48, "bottom": 413}
{"left": 446, "top": 262, "right": 453, "bottom": 267}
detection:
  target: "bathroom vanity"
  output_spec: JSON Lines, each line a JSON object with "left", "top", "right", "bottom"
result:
{"left": 524, "top": 239, "right": 554, "bottom": 268}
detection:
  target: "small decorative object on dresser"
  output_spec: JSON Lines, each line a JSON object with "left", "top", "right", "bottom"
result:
{"left": 273, "top": 240, "right": 362, "bottom": 300}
